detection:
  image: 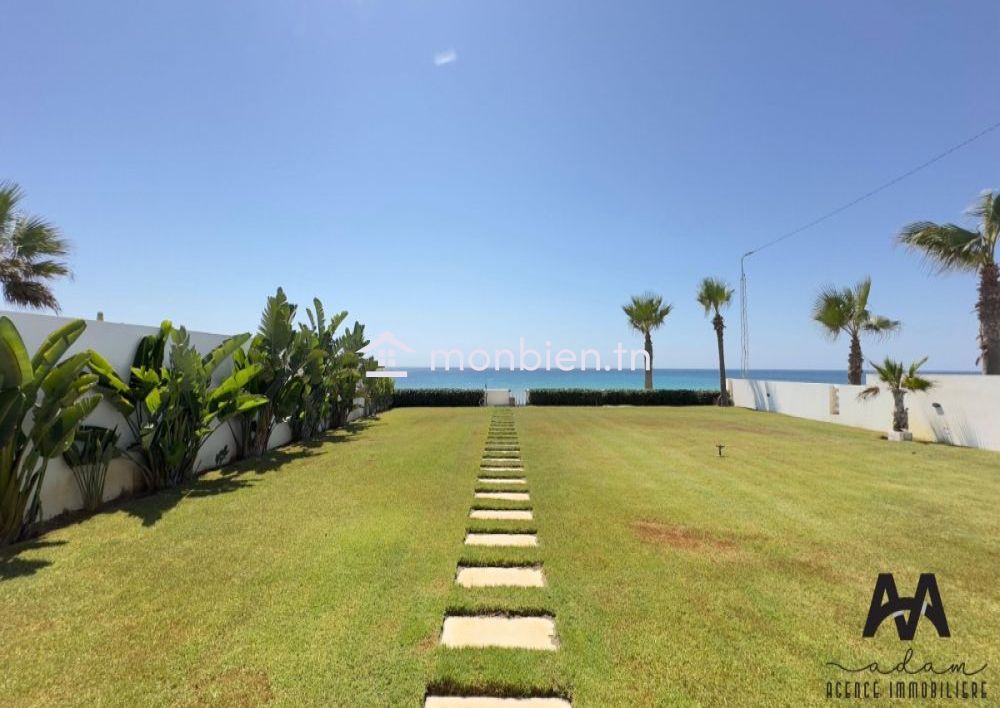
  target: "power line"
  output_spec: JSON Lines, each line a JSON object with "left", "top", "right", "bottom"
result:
{"left": 739, "top": 117, "right": 1000, "bottom": 376}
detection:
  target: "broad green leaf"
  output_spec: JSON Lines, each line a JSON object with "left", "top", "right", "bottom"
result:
{"left": 30, "top": 319, "right": 86, "bottom": 379}
{"left": 0, "top": 317, "right": 33, "bottom": 389}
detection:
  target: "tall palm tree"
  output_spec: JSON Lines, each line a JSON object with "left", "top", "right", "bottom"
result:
{"left": 812, "top": 277, "right": 899, "bottom": 385}
{"left": 898, "top": 190, "right": 1000, "bottom": 374}
{"left": 0, "top": 181, "right": 71, "bottom": 311}
{"left": 858, "top": 357, "right": 933, "bottom": 433}
{"left": 623, "top": 293, "right": 672, "bottom": 390}
{"left": 696, "top": 277, "right": 734, "bottom": 405}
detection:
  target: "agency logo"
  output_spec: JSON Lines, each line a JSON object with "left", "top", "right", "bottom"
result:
{"left": 823, "top": 573, "right": 987, "bottom": 701}
{"left": 862, "top": 573, "right": 950, "bottom": 640}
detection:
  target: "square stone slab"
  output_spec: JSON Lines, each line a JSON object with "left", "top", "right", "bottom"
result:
{"left": 426, "top": 699, "right": 570, "bottom": 708}
{"left": 477, "top": 477, "right": 527, "bottom": 485}
{"left": 469, "top": 509, "right": 533, "bottom": 520}
{"left": 456, "top": 566, "right": 545, "bottom": 588}
{"left": 465, "top": 532, "right": 537, "bottom": 547}
{"left": 440, "top": 615, "right": 557, "bottom": 650}
{"left": 475, "top": 491, "right": 530, "bottom": 501}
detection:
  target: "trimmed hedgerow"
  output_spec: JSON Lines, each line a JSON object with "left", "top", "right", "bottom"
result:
{"left": 527, "top": 388, "right": 718, "bottom": 406}
{"left": 391, "top": 389, "right": 484, "bottom": 407}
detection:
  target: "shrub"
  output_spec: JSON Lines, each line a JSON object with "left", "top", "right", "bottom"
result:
{"left": 63, "top": 425, "right": 120, "bottom": 512}
{"left": 392, "top": 389, "right": 483, "bottom": 407}
{"left": 527, "top": 388, "right": 718, "bottom": 406}
{"left": 90, "top": 322, "right": 267, "bottom": 490}
{"left": 0, "top": 317, "right": 102, "bottom": 545}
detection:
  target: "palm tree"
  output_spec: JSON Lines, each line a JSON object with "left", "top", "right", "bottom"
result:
{"left": 623, "top": 293, "right": 672, "bottom": 390}
{"left": 0, "top": 181, "right": 71, "bottom": 311}
{"left": 858, "top": 357, "right": 933, "bottom": 433}
{"left": 696, "top": 277, "right": 734, "bottom": 405}
{"left": 898, "top": 190, "right": 1000, "bottom": 374}
{"left": 812, "top": 277, "right": 899, "bottom": 385}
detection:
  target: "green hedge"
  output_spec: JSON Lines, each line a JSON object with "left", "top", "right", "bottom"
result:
{"left": 392, "top": 389, "right": 484, "bottom": 407}
{"left": 527, "top": 388, "right": 718, "bottom": 406}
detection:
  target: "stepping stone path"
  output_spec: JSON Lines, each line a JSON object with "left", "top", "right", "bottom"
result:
{"left": 474, "top": 491, "right": 531, "bottom": 501}
{"left": 465, "top": 532, "right": 538, "bottom": 547}
{"left": 441, "top": 615, "right": 558, "bottom": 650}
{"left": 456, "top": 565, "right": 545, "bottom": 588}
{"left": 470, "top": 509, "right": 533, "bottom": 520}
{"left": 427, "top": 410, "right": 569, "bottom": 706}
{"left": 426, "top": 697, "right": 570, "bottom": 708}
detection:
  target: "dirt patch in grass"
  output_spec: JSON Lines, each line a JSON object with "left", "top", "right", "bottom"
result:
{"left": 632, "top": 521, "right": 738, "bottom": 552}
{"left": 192, "top": 667, "right": 273, "bottom": 706}
{"left": 418, "top": 631, "right": 439, "bottom": 653}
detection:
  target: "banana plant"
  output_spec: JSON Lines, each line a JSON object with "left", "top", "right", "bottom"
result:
{"left": 293, "top": 298, "right": 347, "bottom": 440}
{"left": 0, "top": 317, "right": 102, "bottom": 545}
{"left": 361, "top": 359, "right": 394, "bottom": 416}
{"left": 233, "top": 288, "right": 318, "bottom": 457}
{"left": 329, "top": 321, "right": 371, "bottom": 427}
{"left": 90, "top": 321, "right": 267, "bottom": 489}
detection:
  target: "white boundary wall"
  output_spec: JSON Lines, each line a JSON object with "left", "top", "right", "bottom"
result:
{"left": 728, "top": 375, "right": 1000, "bottom": 452}
{"left": 5, "top": 311, "right": 342, "bottom": 520}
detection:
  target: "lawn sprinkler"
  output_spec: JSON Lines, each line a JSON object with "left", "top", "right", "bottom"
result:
{"left": 716, "top": 444, "right": 725, "bottom": 458}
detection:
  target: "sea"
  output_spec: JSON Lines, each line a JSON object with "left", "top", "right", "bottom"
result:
{"left": 393, "top": 368, "right": 849, "bottom": 396}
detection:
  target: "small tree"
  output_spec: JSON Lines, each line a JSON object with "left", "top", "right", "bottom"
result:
{"left": 812, "top": 277, "right": 900, "bottom": 385}
{"left": 858, "top": 357, "right": 933, "bottom": 433}
{"left": 696, "top": 277, "right": 734, "bottom": 405}
{"left": 623, "top": 293, "right": 672, "bottom": 390}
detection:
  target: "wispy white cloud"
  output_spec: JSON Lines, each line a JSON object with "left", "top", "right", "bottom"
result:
{"left": 433, "top": 49, "right": 457, "bottom": 67}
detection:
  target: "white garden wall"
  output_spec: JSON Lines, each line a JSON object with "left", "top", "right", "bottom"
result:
{"left": 6, "top": 311, "right": 303, "bottom": 521}
{"left": 728, "top": 374, "right": 1000, "bottom": 452}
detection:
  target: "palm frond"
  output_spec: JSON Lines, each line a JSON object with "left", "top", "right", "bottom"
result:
{"left": 862, "top": 315, "right": 901, "bottom": 339}
{"left": 901, "top": 356, "right": 933, "bottom": 392}
{"left": 897, "top": 221, "right": 983, "bottom": 273}
{"left": 696, "top": 277, "right": 733, "bottom": 316}
{"left": 853, "top": 276, "right": 872, "bottom": 311}
{"left": 0, "top": 181, "right": 24, "bottom": 234}
{"left": 0, "top": 183, "right": 72, "bottom": 311}
{"left": 967, "top": 189, "right": 999, "bottom": 237}
{"left": 858, "top": 385, "right": 880, "bottom": 400}
{"left": 867, "top": 356, "right": 933, "bottom": 394}
{"left": 623, "top": 293, "right": 672, "bottom": 333}
{"left": 2, "top": 279, "right": 60, "bottom": 311}
{"left": 811, "top": 285, "right": 851, "bottom": 338}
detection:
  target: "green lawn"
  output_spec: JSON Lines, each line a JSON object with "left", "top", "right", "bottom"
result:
{"left": 2, "top": 407, "right": 998, "bottom": 706}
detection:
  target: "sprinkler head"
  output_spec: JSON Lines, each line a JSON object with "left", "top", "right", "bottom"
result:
{"left": 716, "top": 444, "right": 725, "bottom": 457}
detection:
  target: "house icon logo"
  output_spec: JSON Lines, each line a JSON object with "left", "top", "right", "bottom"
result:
{"left": 362, "top": 331, "right": 414, "bottom": 378}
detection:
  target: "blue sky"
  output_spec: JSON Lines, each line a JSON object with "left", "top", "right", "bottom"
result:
{"left": 2, "top": 0, "right": 998, "bottom": 370}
